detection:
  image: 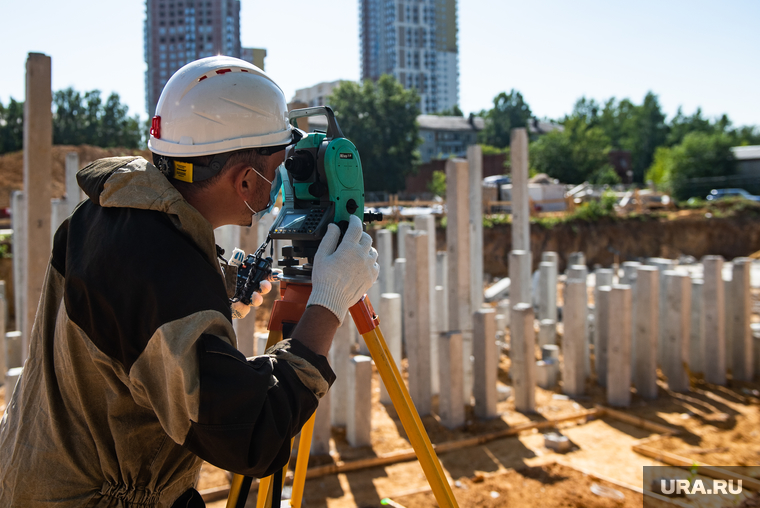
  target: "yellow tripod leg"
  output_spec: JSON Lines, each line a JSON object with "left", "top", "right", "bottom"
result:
{"left": 361, "top": 326, "right": 459, "bottom": 508}
{"left": 289, "top": 411, "right": 316, "bottom": 508}
{"left": 225, "top": 474, "right": 249, "bottom": 508}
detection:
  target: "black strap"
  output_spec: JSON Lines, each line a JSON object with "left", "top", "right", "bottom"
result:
{"left": 233, "top": 476, "right": 254, "bottom": 508}
{"left": 271, "top": 469, "right": 283, "bottom": 508}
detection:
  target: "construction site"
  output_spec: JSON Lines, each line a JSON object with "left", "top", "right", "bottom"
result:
{"left": 1, "top": 124, "right": 760, "bottom": 507}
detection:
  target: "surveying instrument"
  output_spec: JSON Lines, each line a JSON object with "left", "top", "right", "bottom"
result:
{"left": 225, "top": 107, "right": 459, "bottom": 508}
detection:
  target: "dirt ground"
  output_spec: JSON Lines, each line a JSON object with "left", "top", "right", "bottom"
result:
{"left": 193, "top": 281, "right": 760, "bottom": 507}
{"left": 193, "top": 346, "right": 760, "bottom": 508}
{"left": 0, "top": 145, "right": 150, "bottom": 209}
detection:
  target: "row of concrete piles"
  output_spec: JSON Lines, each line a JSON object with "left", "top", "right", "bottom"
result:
{"left": 540, "top": 254, "right": 754, "bottom": 409}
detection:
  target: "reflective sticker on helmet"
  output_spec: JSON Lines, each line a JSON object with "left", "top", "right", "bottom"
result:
{"left": 174, "top": 161, "right": 194, "bottom": 183}
{"left": 150, "top": 116, "right": 161, "bottom": 139}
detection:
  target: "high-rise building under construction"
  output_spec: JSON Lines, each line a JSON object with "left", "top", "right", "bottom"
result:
{"left": 360, "top": 0, "right": 459, "bottom": 114}
{"left": 143, "top": 0, "right": 265, "bottom": 117}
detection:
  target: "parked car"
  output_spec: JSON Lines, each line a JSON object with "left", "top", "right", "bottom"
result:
{"left": 705, "top": 188, "right": 760, "bottom": 202}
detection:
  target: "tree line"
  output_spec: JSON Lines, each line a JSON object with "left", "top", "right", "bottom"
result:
{"left": 327, "top": 80, "right": 759, "bottom": 199}
{"left": 1, "top": 79, "right": 757, "bottom": 201}
{"left": 477, "top": 90, "right": 760, "bottom": 199}
{"left": 0, "top": 88, "right": 143, "bottom": 155}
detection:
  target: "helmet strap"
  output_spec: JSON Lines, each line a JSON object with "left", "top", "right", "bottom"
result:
{"left": 153, "top": 153, "right": 231, "bottom": 183}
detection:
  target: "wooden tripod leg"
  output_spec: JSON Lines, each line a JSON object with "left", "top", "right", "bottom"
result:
{"left": 358, "top": 324, "right": 460, "bottom": 508}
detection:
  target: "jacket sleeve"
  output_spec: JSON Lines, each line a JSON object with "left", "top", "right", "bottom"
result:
{"left": 127, "top": 309, "right": 335, "bottom": 478}
{"left": 182, "top": 335, "right": 335, "bottom": 477}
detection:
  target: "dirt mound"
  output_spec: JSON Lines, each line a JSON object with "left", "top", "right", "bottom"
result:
{"left": 0, "top": 145, "right": 151, "bottom": 209}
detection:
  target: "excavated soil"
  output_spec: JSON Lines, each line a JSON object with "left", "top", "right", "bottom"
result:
{"left": 0, "top": 145, "right": 151, "bottom": 209}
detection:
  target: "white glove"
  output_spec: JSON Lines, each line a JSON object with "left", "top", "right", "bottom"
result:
{"left": 307, "top": 214, "right": 379, "bottom": 324}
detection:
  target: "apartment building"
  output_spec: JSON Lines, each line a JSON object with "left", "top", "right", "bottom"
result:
{"left": 360, "top": 0, "right": 459, "bottom": 114}
{"left": 144, "top": 0, "right": 264, "bottom": 117}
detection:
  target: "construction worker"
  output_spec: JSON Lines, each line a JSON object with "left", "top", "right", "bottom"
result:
{"left": 0, "top": 56, "right": 379, "bottom": 507}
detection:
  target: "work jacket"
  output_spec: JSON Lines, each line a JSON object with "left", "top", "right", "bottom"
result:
{"left": 0, "top": 157, "right": 334, "bottom": 507}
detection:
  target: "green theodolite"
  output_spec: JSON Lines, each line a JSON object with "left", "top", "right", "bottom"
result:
{"left": 268, "top": 106, "right": 381, "bottom": 278}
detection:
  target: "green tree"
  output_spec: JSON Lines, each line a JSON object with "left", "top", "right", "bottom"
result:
{"left": 626, "top": 92, "right": 669, "bottom": 182}
{"left": 53, "top": 88, "right": 142, "bottom": 148}
{"left": 584, "top": 93, "right": 667, "bottom": 183}
{"left": 432, "top": 105, "right": 463, "bottom": 116}
{"left": 428, "top": 170, "right": 446, "bottom": 197}
{"left": 648, "top": 131, "right": 737, "bottom": 200}
{"left": 478, "top": 90, "right": 533, "bottom": 148}
{"left": 530, "top": 122, "right": 613, "bottom": 184}
{"left": 0, "top": 98, "right": 24, "bottom": 154}
{"left": 328, "top": 75, "right": 421, "bottom": 193}
{"left": 731, "top": 125, "right": 760, "bottom": 146}
{"left": 100, "top": 93, "right": 143, "bottom": 148}
{"left": 666, "top": 107, "right": 716, "bottom": 147}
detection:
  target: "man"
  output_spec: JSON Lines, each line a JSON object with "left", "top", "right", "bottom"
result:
{"left": 0, "top": 56, "right": 378, "bottom": 507}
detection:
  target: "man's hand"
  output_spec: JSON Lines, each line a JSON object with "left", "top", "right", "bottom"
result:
{"left": 306, "top": 214, "right": 379, "bottom": 324}
{"left": 231, "top": 280, "right": 272, "bottom": 319}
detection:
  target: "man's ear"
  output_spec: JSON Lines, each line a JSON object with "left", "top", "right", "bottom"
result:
{"left": 233, "top": 164, "right": 256, "bottom": 201}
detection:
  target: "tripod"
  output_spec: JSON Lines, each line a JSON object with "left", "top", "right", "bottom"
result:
{"left": 225, "top": 278, "right": 459, "bottom": 508}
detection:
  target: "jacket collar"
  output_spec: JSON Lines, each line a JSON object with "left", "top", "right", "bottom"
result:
{"left": 77, "top": 156, "right": 220, "bottom": 272}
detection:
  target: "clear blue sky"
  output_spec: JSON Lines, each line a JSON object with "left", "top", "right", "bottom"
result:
{"left": 2, "top": 0, "right": 758, "bottom": 128}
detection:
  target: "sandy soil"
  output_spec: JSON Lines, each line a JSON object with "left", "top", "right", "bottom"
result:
{"left": 0, "top": 145, "right": 151, "bottom": 208}
{"left": 196, "top": 357, "right": 760, "bottom": 508}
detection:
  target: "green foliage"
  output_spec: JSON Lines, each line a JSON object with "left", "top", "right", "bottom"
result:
{"left": 431, "top": 105, "right": 463, "bottom": 117}
{"left": 53, "top": 88, "right": 143, "bottom": 148}
{"left": 482, "top": 214, "right": 511, "bottom": 229}
{"left": 479, "top": 144, "right": 509, "bottom": 156}
{"left": 529, "top": 123, "right": 612, "bottom": 184}
{"left": 0, "top": 89, "right": 144, "bottom": 155}
{"left": 478, "top": 90, "right": 532, "bottom": 148}
{"left": 731, "top": 125, "right": 760, "bottom": 146}
{"left": 0, "top": 98, "right": 24, "bottom": 154}
{"left": 571, "top": 190, "right": 619, "bottom": 222}
{"left": 0, "top": 232, "right": 11, "bottom": 258}
{"left": 667, "top": 107, "right": 719, "bottom": 146}
{"left": 590, "top": 165, "right": 621, "bottom": 185}
{"left": 329, "top": 75, "right": 421, "bottom": 193}
{"left": 644, "top": 146, "right": 672, "bottom": 188}
{"left": 668, "top": 107, "right": 760, "bottom": 148}
{"left": 563, "top": 93, "right": 668, "bottom": 183}
{"left": 702, "top": 197, "right": 760, "bottom": 218}
{"left": 428, "top": 170, "right": 446, "bottom": 197}
{"left": 659, "top": 131, "right": 737, "bottom": 200}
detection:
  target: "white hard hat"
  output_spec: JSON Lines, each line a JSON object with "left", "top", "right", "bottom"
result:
{"left": 149, "top": 56, "right": 294, "bottom": 158}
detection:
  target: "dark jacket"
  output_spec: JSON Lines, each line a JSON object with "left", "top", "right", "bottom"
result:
{"left": 0, "top": 157, "right": 334, "bottom": 507}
